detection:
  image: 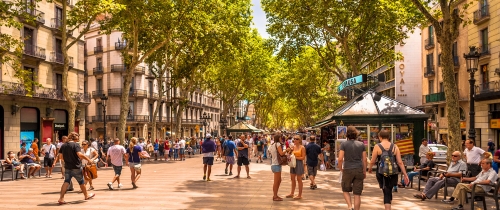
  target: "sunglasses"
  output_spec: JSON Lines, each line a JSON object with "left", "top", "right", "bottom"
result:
{"left": 82, "top": 144, "right": 87, "bottom": 146}
{"left": 452, "top": 155, "right": 459, "bottom": 157}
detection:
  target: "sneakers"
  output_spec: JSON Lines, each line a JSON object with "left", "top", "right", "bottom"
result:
{"left": 229, "top": 172, "right": 233, "bottom": 176}
{"left": 107, "top": 182, "right": 114, "bottom": 190}
{"left": 441, "top": 199, "right": 455, "bottom": 204}
{"left": 207, "top": 178, "right": 212, "bottom": 182}
{"left": 203, "top": 175, "right": 206, "bottom": 180}
{"left": 225, "top": 168, "right": 228, "bottom": 174}
{"left": 132, "top": 182, "right": 138, "bottom": 189}
{"left": 118, "top": 184, "right": 123, "bottom": 189}
{"left": 451, "top": 205, "right": 464, "bottom": 210}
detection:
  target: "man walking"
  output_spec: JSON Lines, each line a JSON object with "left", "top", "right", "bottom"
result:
{"left": 180, "top": 138, "right": 186, "bottom": 161}
{"left": 338, "top": 126, "right": 367, "bottom": 210}
{"left": 56, "top": 132, "right": 94, "bottom": 205}
{"left": 235, "top": 134, "right": 251, "bottom": 179}
{"left": 106, "top": 138, "right": 127, "bottom": 190}
{"left": 464, "top": 139, "right": 485, "bottom": 177}
{"left": 256, "top": 136, "right": 264, "bottom": 163}
{"left": 305, "top": 136, "right": 323, "bottom": 189}
{"left": 419, "top": 139, "right": 431, "bottom": 164}
{"left": 41, "top": 138, "right": 57, "bottom": 178}
{"left": 448, "top": 158, "right": 498, "bottom": 210}
{"left": 223, "top": 136, "right": 237, "bottom": 176}
{"left": 202, "top": 134, "right": 216, "bottom": 181}
{"left": 416, "top": 151, "right": 467, "bottom": 201}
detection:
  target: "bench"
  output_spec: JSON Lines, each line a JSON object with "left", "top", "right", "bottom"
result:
{"left": 418, "top": 164, "right": 448, "bottom": 191}
{"left": 443, "top": 170, "right": 471, "bottom": 200}
{"left": 470, "top": 178, "right": 500, "bottom": 210}
{"left": 1, "top": 160, "right": 20, "bottom": 181}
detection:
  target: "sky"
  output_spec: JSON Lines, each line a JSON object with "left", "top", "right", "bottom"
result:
{"left": 251, "top": 0, "right": 270, "bottom": 39}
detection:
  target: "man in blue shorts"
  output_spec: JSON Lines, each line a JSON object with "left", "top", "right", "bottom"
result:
{"left": 202, "top": 134, "right": 216, "bottom": 181}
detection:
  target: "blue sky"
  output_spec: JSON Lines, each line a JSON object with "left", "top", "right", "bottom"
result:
{"left": 251, "top": 0, "right": 269, "bottom": 39}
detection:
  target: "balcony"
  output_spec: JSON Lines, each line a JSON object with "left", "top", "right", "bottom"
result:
{"left": 182, "top": 119, "right": 203, "bottom": 125}
{"left": 20, "top": 9, "right": 45, "bottom": 25}
{"left": 424, "top": 38, "right": 435, "bottom": 50}
{"left": 425, "top": 92, "right": 446, "bottom": 103}
{"left": 0, "top": 81, "right": 27, "bottom": 96}
{"left": 23, "top": 43, "right": 46, "bottom": 60}
{"left": 33, "top": 86, "right": 64, "bottom": 100}
{"left": 50, "top": 52, "right": 74, "bottom": 67}
{"left": 134, "top": 66, "right": 145, "bottom": 74}
{"left": 424, "top": 66, "right": 435, "bottom": 78}
{"left": 50, "top": 18, "right": 62, "bottom": 29}
{"left": 94, "top": 46, "right": 103, "bottom": 54}
{"left": 479, "top": 44, "right": 490, "bottom": 60}
{"left": 111, "top": 64, "right": 126, "bottom": 72}
{"left": 115, "top": 42, "right": 126, "bottom": 50}
{"left": 473, "top": 5, "right": 490, "bottom": 25}
{"left": 148, "top": 92, "right": 159, "bottom": 99}
{"left": 475, "top": 81, "right": 500, "bottom": 101}
{"left": 108, "top": 88, "right": 147, "bottom": 98}
{"left": 105, "top": 115, "right": 150, "bottom": 122}
{"left": 92, "top": 89, "right": 105, "bottom": 98}
{"left": 93, "top": 66, "right": 103, "bottom": 75}
{"left": 92, "top": 115, "right": 105, "bottom": 122}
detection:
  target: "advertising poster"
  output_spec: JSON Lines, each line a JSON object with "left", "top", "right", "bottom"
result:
{"left": 336, "top": 126, "right": 347, "bottom": 140}
{"left": 20, "top": 131, "right": 35, "bottom": 153}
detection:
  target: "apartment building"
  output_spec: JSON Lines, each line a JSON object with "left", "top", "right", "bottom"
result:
{"left": 467, "top": 0, "right": 500, "bottom": 148}
{"left": 0, "top": 0, "right": 88, "bottom": 158}
{"left": 84, "top": 28, "right": 222, "bottom": 140}
{"left": 364, "top": 29, "right": 423, "bottom": 108}
{"left": 420, "top": 1, "right": 470, "bottom": 144}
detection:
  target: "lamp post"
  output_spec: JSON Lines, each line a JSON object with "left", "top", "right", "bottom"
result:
{"left": 200, "top": 112, "right": 211, "bottom": 136}
{"left": 464, "top": 46, "right": 481, "bottom": 140}
{"left": 219, "top": 118, "right": 228, "bottom": 136}
{"left": 100, "top": 94, "right": 108, "bottom": 141}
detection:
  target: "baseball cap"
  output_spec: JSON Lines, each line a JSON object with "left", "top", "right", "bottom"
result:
{"left": 206, "top": 133, "right": 212, "bottom": 138}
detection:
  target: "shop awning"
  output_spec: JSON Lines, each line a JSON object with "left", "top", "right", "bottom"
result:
{"left": 226, "top": 122, "right": 262, "bottom": 133}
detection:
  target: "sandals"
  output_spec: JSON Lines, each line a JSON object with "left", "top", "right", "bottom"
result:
{"left": 58, "top": 201, "right": 67, "bottom": 205}
{"left": 233, "top": 176, "right": 240, "bottom": 178}
{"left": 413, "top": 194, "right": 427, "bottom": 201}
{"left": 293, "top": 196, "right": 302, "bottom": 200}
{"left": 273, "top": 197, "right": 283, "bottom": 201}
{"left": 85, "top": 193, "right": 95, "bottom": 200}
{"left": 285, "top": 194, "right": 294, "bottom": 198}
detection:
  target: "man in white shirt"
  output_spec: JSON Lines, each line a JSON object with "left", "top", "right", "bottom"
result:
{"left": 419, "top": 139, "right": 431, "bottom": 164}
{"left": 180, "top": 138, "right": 186, "bottom": 161}
{"left": 464, "top": 139, "right": 485, "bottom": 177}
{"left": 41, "top": 138, "right": 57, "bottom": 178}
{"left": 106, "top": 138, "right": 127, "bottom": 190}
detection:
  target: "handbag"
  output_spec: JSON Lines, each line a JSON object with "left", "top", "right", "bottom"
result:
{"left": 275, "top": 143, "right": 288, "bottom": 166}
{"left": 288, "top": 154, "right": 296, "bottom": 168}
{"left": 320, "top": 163, "right": 326, "bottom": 171}
{"left": 44, "top": 145, "right": 53, "bottom": 159}
{"left": 84, "top": 164, "right": 98, "bottom": 179}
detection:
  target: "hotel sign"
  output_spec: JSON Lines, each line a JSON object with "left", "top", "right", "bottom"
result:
{"left": 337, "top": 74, "right": 367, "bottom": 93}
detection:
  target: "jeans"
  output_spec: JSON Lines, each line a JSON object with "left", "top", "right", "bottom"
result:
{"left": 423, "top": 177, "right": 459, "bottom": 199}
{"left": 402, "top": 171, "right": 419, "bottom": 186}
{"left": 64, "top": 168, "right": 84, "bottom": 185}
{"left": 263, "top": 145, "right": 268, "bottom": 158}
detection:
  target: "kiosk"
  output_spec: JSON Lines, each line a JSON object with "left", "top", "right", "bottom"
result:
{"left": 314, "top": 91, "right": 429, "bottom": 166}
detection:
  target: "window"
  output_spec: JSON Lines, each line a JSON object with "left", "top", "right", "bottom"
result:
{"left": 384, "top": 67, "right": 395, "bottom": 81}
{"left": 426, "top": 53, "right": 434, "bottom": 69}
{"left": 429, "top": 26, "right": 434, "bottom": 44}
{"left": 429, "top": 79, "right": 434, "bottom": 94}
{"left": 96, "top": 57, "right": 102, "bottom": 69}
{"left": 96, "top": 78, "right": 102, "bottom": 90}
{"left": 96, "top": 38, "right": 102, "bottom": 47}
{"left": 481, "top": 28, "right": 488, "bottom": 53}
{"left": 439, "top": 82, "right": 444, "bottom": 92}
{"left": 440, "top": 107, "right": 445, "bottom": 118}
{"left": 56, "top": 73, "right": 62, "bottom": 91}
{"left": 97, "top": 103, "right": 102, "bottom": 117}
{"left": 452, "top": 42, "right": 458, "bottom": 56}
{"left": 481, "top": 64, "right": 489, "bottom": 89}
{"left": 55, "top": 38, "right": 62, "bottom": 53}
{"left": 24, "top": 27, "right": 34, "bottom": 47}
{"left": 438, "top": 54, "right": 441, "bottom": 66}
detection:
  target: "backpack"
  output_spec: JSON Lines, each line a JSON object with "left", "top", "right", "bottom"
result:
{"left": 223, "top": 141, "right": 230, "bottom": 156}
{"left": 377, "top": 143, "right": 400, "bottom": 177}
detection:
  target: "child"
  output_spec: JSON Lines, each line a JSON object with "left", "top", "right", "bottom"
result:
{"left": 187, "top": 146, "right": 193, "bottom": 158}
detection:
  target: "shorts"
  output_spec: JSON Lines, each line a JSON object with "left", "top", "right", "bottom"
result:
{"left": 226, "top": 156, "right": 235, "bottom": 165}
{"left": 257, "top": 151, "right": 263, "bottom": 156}
{"left": 129, "top": 163, "right": 141, "bottom": 172}
{"left": 112, "top": 165, "right": 123, "bottom": 176}
{"left": 341, "top": 168, "right": 365, "bottom": 195}
{"left": 64, "top": 168, "right": 85, "bottom": 185}
{"left": 271, "top": 165, "right": 282, "bottom": 173}
{"left": 159, "top": 150, "right": 165, "bottom": 156}
{"left": 307, "top": 165, "right": 318, "bottom": 176}
{"left": 27, "top": 163, "right": 40, "bottom": 167}
{"left": 164, "top": 149, "right": 170, "bottom": 155}
{"left": 237, "top": 157, "right": 250, "bottom": 166}
{"left": 44, "top": 157, "right": 54, "bottom": 167}
{"left": 203, "top": 157, "right": 214, "bottom": 165}
{"left": 180, "top": 148, "right": 185, "bottom": 155}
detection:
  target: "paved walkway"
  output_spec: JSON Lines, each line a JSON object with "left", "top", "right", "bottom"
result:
{"left": 0, "top": 155, "right": 495, "bottom": 209}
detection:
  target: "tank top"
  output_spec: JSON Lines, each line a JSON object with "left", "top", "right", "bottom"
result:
{"left": 293, "top": 147, "right": 302, "bottom": 157}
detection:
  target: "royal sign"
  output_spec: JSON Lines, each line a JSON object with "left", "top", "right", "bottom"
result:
{"left": 337, "top": 74, "right": 367, "bottom": 93}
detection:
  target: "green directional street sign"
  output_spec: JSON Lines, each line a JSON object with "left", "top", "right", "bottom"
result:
{"left": 337, "top": 74, "right": 367, "bottom": 93}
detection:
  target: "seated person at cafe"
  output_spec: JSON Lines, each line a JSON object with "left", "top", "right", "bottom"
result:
{"left": 400, "top": 152, "right": 436, "bottom": 187}
{"left": 414, "top": 151, "right": 467, "bottom": 200}
{"left": 445, "top": 158, "right": 498, "bottom": 210}
{"left": 20, "top": 148, "right": 41, "bottom": 178}
{"left": 4, "top": 151, "right": 27, "bottom": 179}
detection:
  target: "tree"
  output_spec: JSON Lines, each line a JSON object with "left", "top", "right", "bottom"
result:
{"left": 1, "top": 0, "right": 41, "bottom": 94}
{"left": 261, "top": 0, "right": 423, "bottom": 80}
{"left": 409, "top": 0, "right": 464, "bottom": 160}
{"left": 59, "top": 0, "right": 121, "bottom": 134}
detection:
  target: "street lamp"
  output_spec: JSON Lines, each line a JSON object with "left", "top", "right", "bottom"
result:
{"left": 219, "top": 118, "right": 228, "bottom": 136}
{"left": 100, "top": 94, "right": 108, "bottom": 142}
{"left": 200, "top": 112, "right": 211, "bottom": 136}
{"left": 464, "top": 46, "right": 481, "bottom": 140}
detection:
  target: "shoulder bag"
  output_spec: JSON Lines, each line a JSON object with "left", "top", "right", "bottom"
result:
{"left": 275, "top": 143, "right": 288, "bottom": 166}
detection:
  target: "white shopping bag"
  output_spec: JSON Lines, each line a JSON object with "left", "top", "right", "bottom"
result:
{"left": 338, "top": 171, "right": 342, "bottom": 183}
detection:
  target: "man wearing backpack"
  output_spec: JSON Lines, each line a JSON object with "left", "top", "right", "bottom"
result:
{"left": 223, "top": 136, "right": 237, "bottom": 176}
{"left": 338, "top": 127, "right": 366, "bottom": 210}
{"left": 368, "top": 130, "right": 409, "bottom": 210}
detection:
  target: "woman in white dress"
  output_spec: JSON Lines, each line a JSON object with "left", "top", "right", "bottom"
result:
{"left": 81, "top": 140, "right": 99, "bottom": 190}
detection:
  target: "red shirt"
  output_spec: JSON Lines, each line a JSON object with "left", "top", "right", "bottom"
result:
{"left": 164, "top": 142, "right": 170, "bottom": 150}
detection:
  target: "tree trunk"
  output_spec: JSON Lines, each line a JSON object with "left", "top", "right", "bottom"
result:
{"left": 60, "top": 1, "right": 76, "bottom": 134}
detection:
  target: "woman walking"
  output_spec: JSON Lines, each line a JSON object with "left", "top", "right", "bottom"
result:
{"left": 269, "top": 134, "right": 286, "bottom": 201}
{"left": 368, "top": 130, "right": 409, "bottom": 210}
{"left": 81, "top": 140, "right": 99, "bottom": 190}
{"left": 286, "top": 135, "right": 306, "bottom": 199}
{"left": 174, "top": 139, "right": 180, "bottom": 161}
{"left": 125, "top": 137, "right": 145, "bottom": 188}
